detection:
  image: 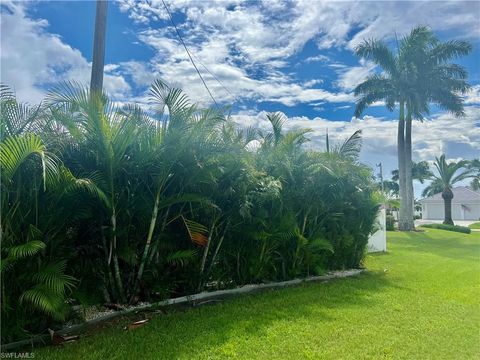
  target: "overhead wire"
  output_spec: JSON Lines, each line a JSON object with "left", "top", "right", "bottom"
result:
{"left": 161, "top": 0, "right": 219, "bottom": 106}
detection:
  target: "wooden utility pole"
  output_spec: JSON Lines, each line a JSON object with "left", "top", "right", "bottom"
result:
{"left": 90, "top": 0, "right": 108, "bottom": 94}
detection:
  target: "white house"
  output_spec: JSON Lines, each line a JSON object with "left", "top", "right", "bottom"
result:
{"left": 419, "top": 186, "right": 480, "bottom": 221}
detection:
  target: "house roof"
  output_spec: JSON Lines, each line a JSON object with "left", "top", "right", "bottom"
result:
{"left": 419, "top": 186, "right": 480, "bottom": 203}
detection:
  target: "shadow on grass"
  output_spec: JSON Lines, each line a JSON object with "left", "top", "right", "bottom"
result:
{"left": 41, "top": 271, "right": 394, "bottom": 359}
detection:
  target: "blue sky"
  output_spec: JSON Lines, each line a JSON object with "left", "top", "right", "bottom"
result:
{"left": 1, "top": 0, "right": 479, "bottom": 196}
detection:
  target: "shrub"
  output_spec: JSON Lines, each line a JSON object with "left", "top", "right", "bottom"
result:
{"left": 386, "top": 215, "right": 396, "bottom": 231}
{"left": 421, "top": 223, "right": 471, "bottom": 234}
{"left": 1, "top": 82, "right": 379, "bottom": 342}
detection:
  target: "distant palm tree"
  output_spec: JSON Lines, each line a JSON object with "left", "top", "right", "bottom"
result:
{"left": 421, "top": 178, "right": 443, "bottom": 198}
{"left": 468, "top": 159, "right": 480, "bottom": 190}
{"left": 354, "top": 26, "right": 471, "bottom": 231}
{"left": 424, "top": 155, "right": 474, "bottom": 225}
{"left": 392, "top": 161, "right": 433, "bottom": 185}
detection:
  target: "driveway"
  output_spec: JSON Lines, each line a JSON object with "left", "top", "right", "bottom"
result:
{"left": 415, "top": 219, "right": 477, "bottom": 227}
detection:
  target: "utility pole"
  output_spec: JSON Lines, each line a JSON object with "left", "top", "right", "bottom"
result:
{"left": 377, "top": 162, "right": 384, "bottom": 195}
{"left": 90, "top": 0, "right": 108, "bottom": 94}
{"left": 326, "top": 129, "right": 330, "bottom": 153}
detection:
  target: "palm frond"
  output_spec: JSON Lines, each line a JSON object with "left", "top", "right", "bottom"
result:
{"left": 0, "top": 133, "right": 59, "bottom": 188}
{"left": 334, "top": 130, "right": 363, "bottom": 160}
{"left": 32, "top": 261, "right": 77, "bottom": 294}
{"left": 19, "top": 285, "right": 67, "bottom": 320}
{"left": 7, "top": 241, "right": 46, "bottom": 260}
{"left": 181, "top": 216, "right": 209, "bottom": 246}
{"left": 165, "top": 249, "right": 197, "bottom": 267}
{"left": 355, "top": 39, "right": 397, "bottom": 76}
{"left": 266, "top": 112, "right": 286, "bottom": 145}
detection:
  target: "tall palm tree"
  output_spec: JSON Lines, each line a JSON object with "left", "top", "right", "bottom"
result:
{"left": 354, "top": 26, "right": 471, "bottom": 231}
{"left": 426, "top": 155, "right": 474, "bottom": 225}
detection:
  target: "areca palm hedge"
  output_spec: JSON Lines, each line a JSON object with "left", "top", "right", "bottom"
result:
{"left": 0, "top": 81, "right": 379, "bottom": 342}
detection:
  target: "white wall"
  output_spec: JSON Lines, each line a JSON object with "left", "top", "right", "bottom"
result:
{"left": 367, "top": 208, "right": 386, "bottom": 253}
{"left": 423, "top": 203, "right": 480, "bottom": 221}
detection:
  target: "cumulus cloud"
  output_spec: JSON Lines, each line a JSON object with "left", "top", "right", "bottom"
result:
{"left": 335, "top": 59, "right": 376, "bottom": 91}
{"left": 464, "top": 85, "right": 480, "bottom": 105}
{"left": 0, "top": 1, "right": 131, "bottom": 103}
{"left": 117, "top": 0, "right": 479, "bottom": 108}
{"left": 232, "top": 105, "right": 480, "bottom": 195}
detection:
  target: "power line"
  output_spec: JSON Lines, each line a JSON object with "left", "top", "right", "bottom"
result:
{"left": 189, "top": 51, "right": 237, "bottom": 101}
{"left": 161, "top": 0, "right": 218, "bottom": 106}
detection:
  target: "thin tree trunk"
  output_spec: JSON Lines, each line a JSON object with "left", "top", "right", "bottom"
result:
{"left": 101, "top": 221, "right": 116, "bottom": 301}
{"left": 132, "top": 189, "right": 161, "bottom": 300}
{"left": 197, "top": 220, "right": 216, "bottom": 292}
{"left": 397, "top": 101, "right": 408, "bottom": 231}
{"left": 200, "top": 217, "right": 218, "bottom": 273}
{"left": 206, "top": 221, "right": 230, "bottom": 278}
{"left": 111, "top": 209, "right": 125, "bottom": 302}
{"left": 404, "top": 105, "right": 415, "bottom": 231}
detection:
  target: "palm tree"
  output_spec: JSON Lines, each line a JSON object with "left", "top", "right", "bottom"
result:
{"left": 354, "top": 26, "right": 471, "bottom": 231}
{"left": 45, "top": 82, "right": 143, "bottom": 302}
{"left": 421, "top": 178, "right": 443, "bottom": 198}
{"left": 426, "top": 155, "right": 474, "bottom": 225}
{"left": 392, "top": 161, "right": 433, "bottom": 185}
{"left": 468, "top": 159, "right": 480, "bottom": 190}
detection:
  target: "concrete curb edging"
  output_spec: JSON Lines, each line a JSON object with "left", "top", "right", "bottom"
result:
{"left": 1, "top": 269, "right": 365, "bottom": 351}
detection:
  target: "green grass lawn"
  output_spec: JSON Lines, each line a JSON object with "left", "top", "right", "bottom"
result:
{"left": 469, "top": 222, "right": 480, "bottom": 229}
{"left": 37, "top": 229, "right": 480, "bottom": 359}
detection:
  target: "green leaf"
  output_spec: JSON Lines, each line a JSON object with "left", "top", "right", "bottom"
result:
{"left": 8, "top": 240, "right": 46, "bottom": 259}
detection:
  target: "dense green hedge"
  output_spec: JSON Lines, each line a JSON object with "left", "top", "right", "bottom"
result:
{"left": 421, "top": 223, "right": 471, "bottom": 234}
{"left": 1, "top": 81, "right": 379, "bottom": 342}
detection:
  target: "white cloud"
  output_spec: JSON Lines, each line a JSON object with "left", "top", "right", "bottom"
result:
{"left": 304, "top": 55, "right": 330, "bottom": 63}
{"left": 464, "top": 85, "right": 480, "bottom": 105}
{"left": 116, "top": 31, "right": 353, "bottom": 107}
{"left": 117, "top": 0, "right": 479, "bottom": 107}
{"left": 335, "top": 59, "right": 376, "bottom": 91}
{"left": 0, "top": 1, "right": 131, "bottom": 103}
{"left": 232, "top": 105, "right": 480, "bottom": 196}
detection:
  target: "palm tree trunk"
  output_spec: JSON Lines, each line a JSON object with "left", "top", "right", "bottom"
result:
{"left": 404, "top": 105, "right": 415, "bottom": 230}
{"left": 442, "top": 189, "right": 454, "bottom": 225}
{"left": 206, "top": 220, "right": 230, "bottom": 278}
{"left": 111, "top": 209, "right": 126, "bottom": 302}
{"left": 397, "top": 101, "right": 408, "bottom": 231}
{"left": 443, "top": 197, "right": 454, "bottom": 225}
{"left": 132, "top": 189, "right": 161, "bottom": 300}
{"left": 198, "top": 218, "right": 217, "bottom": 291}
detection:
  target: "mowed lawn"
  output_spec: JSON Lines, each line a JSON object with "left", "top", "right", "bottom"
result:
{"left": 469, "top": 222, "right": 480, "bottom": 229}
{"left": 38, "top": 229, "right": 480, "bottom": 359}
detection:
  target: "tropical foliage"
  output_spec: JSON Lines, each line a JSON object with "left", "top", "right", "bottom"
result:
{"left": 0, "top": 81, "right": 379, "bottom": 342}
{"left": 422, "top": 155, "right": 474, "bottom": 225}
{"left": 354, "top": 26, "right": 471, "bottom": 231}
